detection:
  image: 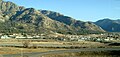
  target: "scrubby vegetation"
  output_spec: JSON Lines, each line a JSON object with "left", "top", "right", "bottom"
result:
{"left": 42, "top": 51, "right": 120, "bottom": 57}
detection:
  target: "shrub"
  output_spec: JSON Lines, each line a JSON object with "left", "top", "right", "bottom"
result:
{"left": 22, "top": 41, "right": 30, "bottom": 48}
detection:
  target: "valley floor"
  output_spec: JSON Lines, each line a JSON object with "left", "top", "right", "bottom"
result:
{"left": 0, "top": 39, "right": 119, "bottom": 57}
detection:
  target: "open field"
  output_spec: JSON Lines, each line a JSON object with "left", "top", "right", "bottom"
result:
{"left": 2, "top": 48, "right": 120, "bottom": 57}
{"left": 0, "top": 47, "right": 66, "bottom": 54}
{"left": 0, "top": 41, "right": 107, "bottom": 54}
{"left": 42, "top": 50, "right": 120, "bottom": 57}
{"left": 0, "top": 39, "right": 119, "bottom": 57}
{"left": 0, "top": 39, "right": 107, "bottom": 48}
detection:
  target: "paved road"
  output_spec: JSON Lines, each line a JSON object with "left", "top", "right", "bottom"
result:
{"left": 1, "top": 48, "right": 120, "bottom": 57}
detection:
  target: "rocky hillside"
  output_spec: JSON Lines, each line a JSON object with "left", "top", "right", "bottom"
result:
{"left": 40, "top": 10, "right": 105, "bottom": 32}
{"left": 95, "top": 19, "right": 120, "bottom": 32}
{"left": 0, "top": 0, "right": 105, "bottom": 34}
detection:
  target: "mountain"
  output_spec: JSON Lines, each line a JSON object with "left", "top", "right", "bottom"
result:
{"left": 0, "top": 0, "right": 105, "bottom": 34}
{"left": 94, "top": 19, "right": 120, "bottom": 32}
{"left": 40, "top": 10, "right": 105, "bottom": 32}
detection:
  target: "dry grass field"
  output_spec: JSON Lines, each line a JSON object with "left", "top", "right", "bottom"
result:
{"left": 0, "top": 47, "right": 66, "bottom": 54}
{"left": 0, "top": 39, "right": 119, "bottom": 55}
{"left": 42, "top": 51, "right": 120, "bottom": 57}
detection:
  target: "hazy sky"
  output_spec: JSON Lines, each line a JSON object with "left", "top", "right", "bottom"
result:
{"left": 4, "top": 0, "right": 120, "bottom": 21}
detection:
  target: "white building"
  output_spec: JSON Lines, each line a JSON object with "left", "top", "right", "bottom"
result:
{"left": 1, "top": 35, "right": 10, "bottom": 39}
{"left": 27, "top": 36, "right": 33, "bottom": 39}
{"left": 16, "top": 36, "right": 26, "bottom": 39}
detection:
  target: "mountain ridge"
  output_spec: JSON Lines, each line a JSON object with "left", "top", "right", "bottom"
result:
{"left": 0, "top": 0, "right": 105, "bottom": 34}
{"left": 94, "top": 18, "right": 120, "bottom": 32}
{"left": 40, "top": 10, "right": 104, "bottom": 32}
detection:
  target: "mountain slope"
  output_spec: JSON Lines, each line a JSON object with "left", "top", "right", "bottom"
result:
{"left": 94, "top": 19, "right": 120, "bottom": 32}
{"left": 40, "top": 10, "right": 105, "bottom": 32}
{"left": 0, "top": 0, "right": 73, "bottom": 34}
{"left": 0, "top": 0, "right": 105, "bottom": 34}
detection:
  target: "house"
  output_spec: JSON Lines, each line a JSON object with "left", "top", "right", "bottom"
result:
{"left": 16, "top": 36, "right": 26, "bottom": 39}
{"left": 104, "top": 38, "right": 110, "bottom": 41}
{"left": 1, "top": 35, "right": 10, "bottom": 39}
{"left": 33, "top": 35, "right": 40, "bottom": 38}
{"left": 27, "top": 36, "right": 33, "bottom": 39}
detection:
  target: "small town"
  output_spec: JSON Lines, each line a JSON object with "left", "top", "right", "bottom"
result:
{"left": 0, "top": 33, "right": 120, "bottom": 42}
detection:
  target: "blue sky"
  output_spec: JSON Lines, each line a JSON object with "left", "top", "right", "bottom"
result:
{"left": 4, "top": 0, "right": 120, "bottom": 21}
